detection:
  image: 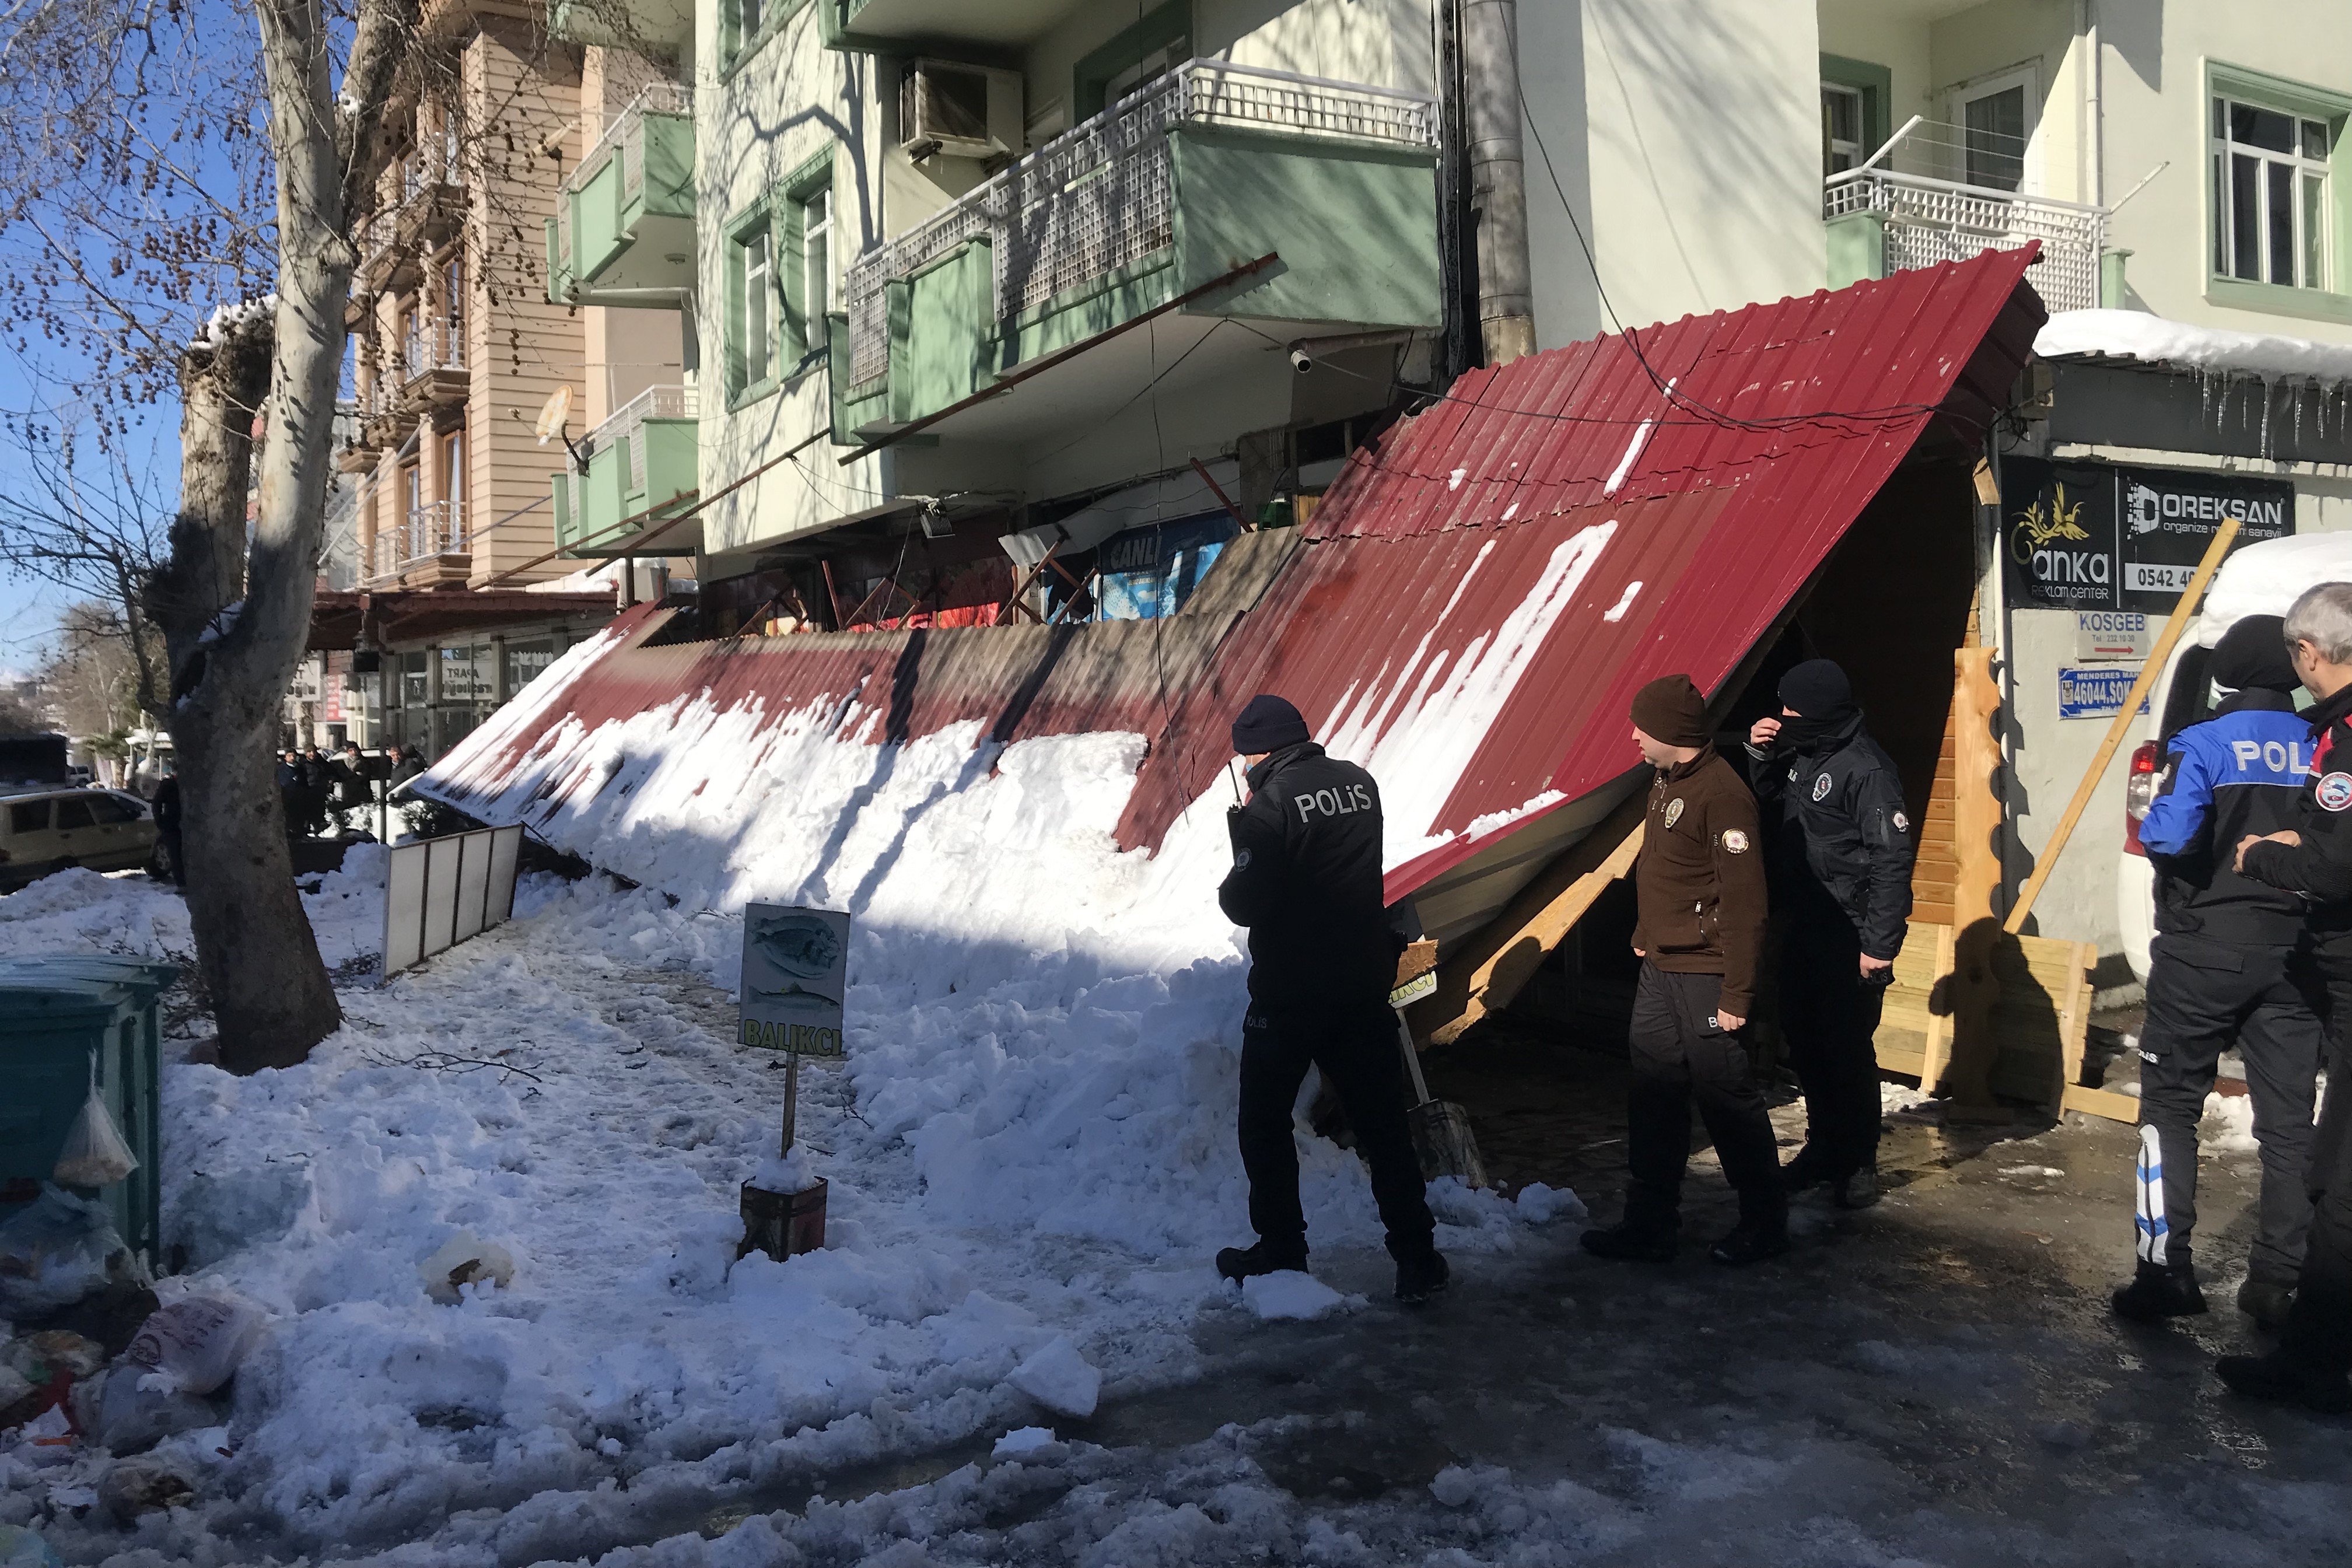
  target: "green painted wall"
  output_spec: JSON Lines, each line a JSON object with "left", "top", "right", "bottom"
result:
{"left": 554, "top": 422, "right": 699, "bottom": 554}
{"left": 1824, "top": 210, "right": 1887, "bottom": 289}
{"left": 573, "top": 159, "right": 627, "bottom": 282}
{"left": 889, "top": 240, "right": 995, "bottom": 425}
{"left": 642, "top": 113, "right": 696, "bottom": 220}
{"left": 1171, "top": 125, "right": 1439, "bottom": 330}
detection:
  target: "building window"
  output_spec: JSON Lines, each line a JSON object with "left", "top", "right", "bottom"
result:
{"left": 724, "top": 0, "right": 764, "bottom": 63}
{"left": 1822, "top": 83, "right": 1864, "bottom": 176}
{"left": 2212, "top": 95, "right": 2334, "bottom": 290}
{"left": 778, "top": 149, "right": 835, "bottom": 366}
{"left": 1962, "top": 84, "right": 2027, "bottom": 192}
{"left": 440, "top": 429, "right": 466, "bottom": 547}
{"left": 443, "top": 257, "right": 465, "bottom": 368}
{"left": 801, "top": 185, "right": 831, "bottom": 321}
{"left": 727, "top": 213, "right": 777, "bottom": 400}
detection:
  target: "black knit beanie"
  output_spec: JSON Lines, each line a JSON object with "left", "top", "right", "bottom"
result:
{"left": 1778, "top": 659, "right": 1856, "bottom": 720}
{"left": 2211, "top": 615, "right": 2297, "bottom": 694}
{"left": 1231, "top": 694, "right": 1311, "bottom": 754}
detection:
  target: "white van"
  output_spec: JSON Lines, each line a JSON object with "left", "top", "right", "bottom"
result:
{"left": 2118, "top": 532, "right": 2352, "bottom": 980}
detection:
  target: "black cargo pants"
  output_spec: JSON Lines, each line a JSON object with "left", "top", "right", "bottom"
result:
{"left": 2134, "top": 933, "right": 2324, "bottom": 1283}
{"left": 1626, "top": 961, "right": 1784, "bottom": 1226}
{"left": 1238, "top": 1000, "right": 1437, "bottom": 1263}
{"left": 2276, "top": 963, "right": 2352, "bottom": 1376}
{"left": 1779, "top": 922, "right": 1892, "bottom": 1181}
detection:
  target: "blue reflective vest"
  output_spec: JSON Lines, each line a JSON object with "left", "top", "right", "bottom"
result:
{"left": 2140, "top": 693, "right": 2312, "bottom": 944}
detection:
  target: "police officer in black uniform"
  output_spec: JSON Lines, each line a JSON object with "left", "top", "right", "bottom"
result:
{"left": 1214, "top": 694, "right": 1448, "bottom": 1306}
{"left": 2229, "top": 582, "right": 2352, "bottom": 1412}
{"left": 1745, "top": 659, "right": 1916, "bottom": 1210}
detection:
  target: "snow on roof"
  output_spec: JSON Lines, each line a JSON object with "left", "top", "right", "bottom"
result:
{"left": 2036, "top": 309, "right": 2352, "bottom": 383}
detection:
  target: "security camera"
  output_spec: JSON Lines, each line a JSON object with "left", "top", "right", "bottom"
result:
{"left": 1289, "top": 347, "right": 1312, "bottom": 374}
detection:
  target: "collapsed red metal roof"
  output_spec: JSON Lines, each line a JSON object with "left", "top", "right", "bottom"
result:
{"left": 422, "top": 247, "right": 2043, "bottom": 915}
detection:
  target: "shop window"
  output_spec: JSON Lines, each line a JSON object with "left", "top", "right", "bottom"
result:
{"left": 1093, "top": 514, "right": 1236, "bottom": 622}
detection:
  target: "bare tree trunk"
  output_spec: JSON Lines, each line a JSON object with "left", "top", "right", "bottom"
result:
{"left": 133, "top": 0, "right": 414, "bottom": 1070}
{"left": 148, "top": 314, "right": 342, "bottom": 1070}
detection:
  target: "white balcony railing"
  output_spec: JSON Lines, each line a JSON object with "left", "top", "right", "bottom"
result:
{"left": 402, "top": 317, "right": 466, "bottom": 380}
{"left": 1823, "top": 118, "right": 2106, "bottom": 314}
{"left": 842, "top": 59, "right": 1437, "bottom": 390}
{"left": 368, "top": 499, "right": 468, "bottom": 586}
{"left": 585, "top": 383, "right": 696, "bottom": 494}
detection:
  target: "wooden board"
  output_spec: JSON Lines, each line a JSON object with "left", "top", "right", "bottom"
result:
{"left": 1873, "top": 919, "right": 2104, "bottom": 1115}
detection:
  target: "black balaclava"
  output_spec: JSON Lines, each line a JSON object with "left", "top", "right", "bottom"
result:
{"left": 2211, "top": 614, "right": 2297, "bottom": 694}
{"left": 1776, "top": 658, "right": 1860, "bottom": 755}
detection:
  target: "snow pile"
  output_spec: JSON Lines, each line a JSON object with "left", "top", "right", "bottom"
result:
{"left": 2037, "top": 309, "right": 2352, "bottom": 384}
{"left": 1239, "top": 1270, "right": 1359, "bottom": 1321}
{"left": 0, "top": 860, "right": 382, "bottom": 977}
{"left": 1007, "top": 1336, "right": 1101, "bottom": 1418}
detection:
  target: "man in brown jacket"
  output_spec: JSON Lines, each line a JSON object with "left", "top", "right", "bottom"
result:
{"left": 1582, "top": 674, "right": 1788, "bottom": 1266}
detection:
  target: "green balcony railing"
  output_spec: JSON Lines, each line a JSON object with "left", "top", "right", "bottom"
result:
{"left": 552, "top": 384, "right": 701, "bottom": 555}
{"left": 547, "top": 83, "right": 695, "bottom": 307}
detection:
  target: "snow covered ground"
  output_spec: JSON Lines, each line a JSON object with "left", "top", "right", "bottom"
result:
{"left": 0, "top": 728, "right": 1569, "bottom": 1564}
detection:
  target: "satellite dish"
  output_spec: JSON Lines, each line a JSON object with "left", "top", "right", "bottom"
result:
{"left": 534, "top": 385, "right": 573, "bottom": 446}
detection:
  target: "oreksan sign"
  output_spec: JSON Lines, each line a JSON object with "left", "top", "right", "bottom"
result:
{"left": 2003, "top": 459, "right": 2292, "bottom": 612}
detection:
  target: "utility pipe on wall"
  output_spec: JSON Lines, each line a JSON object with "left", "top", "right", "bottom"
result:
{"left": 1462, "top": 0, "right": 1536, "bottom": 365}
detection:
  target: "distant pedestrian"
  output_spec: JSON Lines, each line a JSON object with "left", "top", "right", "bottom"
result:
{"left": 330, "top": 740, "right": 372, "bottom": 832}
{"left": 390, "top": 744, "right": 426, "bottom": 788}
{"left": 2115, "top": 616, "right": 2324, "bottom": 1328}
{"left": 150, "top": 773, "right": 183, "bottom": 887}
{"left": 1745, "top": 658, "right": 1916, "bottom": 1211}
{"left": 1583, "top": 674, "right": 1786, "bottom": 1266}
{"left": 2227, "top": 582, "right": 2352, "bottom": 1413}
{"left": 1213, "top": 694, "right": 1448, "bottom": 1306}
{"left": 277, "top": 750, "right": 304, "bottom": 836}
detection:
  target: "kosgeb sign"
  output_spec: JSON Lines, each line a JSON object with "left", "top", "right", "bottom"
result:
{"left": 2003, "top": 459, "right": 2292, "bottom": 612}
{"left": 737, "top": 904, "right": 850, "bottom": 1056}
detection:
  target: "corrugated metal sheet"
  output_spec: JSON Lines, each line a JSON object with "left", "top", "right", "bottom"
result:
{"left": 425, "top": 249, "right": 2043, "bottom": 923}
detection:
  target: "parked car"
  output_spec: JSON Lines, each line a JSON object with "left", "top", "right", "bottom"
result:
{"left": 0, "top": 785, "right": 160, "bottom": 891}
{"left": 2118, "top": 532, "right": 2352, "bottom": 979}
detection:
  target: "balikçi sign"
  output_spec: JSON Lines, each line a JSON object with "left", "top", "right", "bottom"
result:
{"left": 737, "top": 905, "right": 850, "bottom": 1056}
{"left": 2003, "top": 459, "right": 2292, "bottom": 612}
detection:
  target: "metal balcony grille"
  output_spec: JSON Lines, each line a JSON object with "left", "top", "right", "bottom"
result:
{"left": 586, "top": 383, "right": 697, "bottom": 495}
{"left": 1823, "top": 120, "right": 2106, "bottom": 315}
{"left": 402, "top": 317, "right": 466, "bottom": 380}
{"left": 843, "top": 60, "right": 1436, "bottom": 391}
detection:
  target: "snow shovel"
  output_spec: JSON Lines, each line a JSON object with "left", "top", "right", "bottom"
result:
{"left": 1390, "top": 944, "right": 1489, "bottom": 1189}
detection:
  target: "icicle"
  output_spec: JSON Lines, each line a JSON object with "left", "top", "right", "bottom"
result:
{"left": 2259, "top": 374, "right": 2274, "bottom": 460}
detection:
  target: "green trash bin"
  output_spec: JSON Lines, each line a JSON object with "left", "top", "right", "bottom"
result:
{"left": 0, "top": 956, "right": 176, "bottom": 1273}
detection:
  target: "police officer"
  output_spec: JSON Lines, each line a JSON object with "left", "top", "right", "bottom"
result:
{"left": 1214, "top": 694, "right": 1448, "bottom": 1306}
{"left": 2228, "top": 582, "right": 2352, "bottom": 1412}
{"left": 1583, "top": 674, "right": 1786, "bottom": 1266}
{"left": 1745, "top": 659, "right": 1915, "bottom": 1211}
{"left": 2115, "top": 615, "right": 2324, "bottom": 1326}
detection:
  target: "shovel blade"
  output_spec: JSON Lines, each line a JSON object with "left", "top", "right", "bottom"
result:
{"left": 1408, "top": 1099, "right": 1489, "bottom": 1189}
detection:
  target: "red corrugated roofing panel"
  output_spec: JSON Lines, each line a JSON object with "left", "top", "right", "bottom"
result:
{"left": 426, "top": 249, "right": 2043, "bottom": 909}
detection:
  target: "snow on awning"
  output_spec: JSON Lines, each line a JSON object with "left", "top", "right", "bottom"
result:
{"left": 2036, "top": 308, "right": 2352, "bottom": 384}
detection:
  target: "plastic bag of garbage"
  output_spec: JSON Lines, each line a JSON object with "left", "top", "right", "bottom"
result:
{"left": 417, "top": 1231, "right": 515, "bottom": 1305}
{"left": 0, "top": 1186, "right": 126, "bottom": 1319}
{"left": 52, "top": 1088, "right": 137, "bottom": 1189}
{"left": 93, "top": 1364, "right": 218, "bottom": 1457}
{"left": 125, "top": 1297, "right": 264, "bottom": 1397}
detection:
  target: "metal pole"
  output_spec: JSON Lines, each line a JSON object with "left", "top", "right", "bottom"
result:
{"left": 781, "top": 1051, "right": 800, "bottom": 1156}
{"left": 1462, "top": 0, "right": 1535, "bottom": 364}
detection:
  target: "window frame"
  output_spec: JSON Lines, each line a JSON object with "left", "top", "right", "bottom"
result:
{"left": 726, "top": 203, "right": 781, "bottom": 407}
{"left": 1945, "top": 62, "right": 2040, "bottom": 194}
{"left": 1818, "top": 54, "right": 1891, "bottom": 178}
{"left": 1073, "top": 1, "right": 1191, "bottom": 121}
{"left": 776, "top": 145, "right": 836, "bottom": 376}
{"left": 722, "top": 0, "right": 810, "bottom": 76}
{"left": 2203, "top": 61, "right": 2352, "bottom": 323}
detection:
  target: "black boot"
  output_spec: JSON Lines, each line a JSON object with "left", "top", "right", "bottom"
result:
{"left": 1580, "top": 1211, "right": 1679, "bottom": 1263}
{"left": 1831, "top": 1167, "right": 1881, "bottom": 1210}
{"left": 2238, "top": 1277, "right": 2296, "bottom": 1332}
{"left": 1780, "top": 1146, "right": 1830, "bottom": 1194}
{"left": 1709, "top": 1209, "right": 1790, "bottom": 1266}
{"left": 1216, "top": 1239, "right": 1307, "bottom": 1283}
{"left": 1394, "top": 1250, "right": 1450, "bottom": 1306}
{"left": 2215, "top": 1348, "right": 2352, "bottom": 1413}
{"left": 2112, "top": 1258, "right": 2206, "bottom": 1322}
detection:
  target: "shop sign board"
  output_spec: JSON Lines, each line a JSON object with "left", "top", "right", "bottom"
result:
{"left": 2004, "top": 459, "right": 2293, "bottom": 612}
{"left": 737, "top": 905, "right": 850, "bottom": 1056}
{"left": 2057, "top": 666, "right": 2150, "bottom": 720}
{"left": 2074, "top": 610, "right": 2151, "bottom": 662}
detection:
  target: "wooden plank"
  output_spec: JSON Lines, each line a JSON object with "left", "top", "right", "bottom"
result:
{"left": 2063, "top": 1084, "right": 2141, "bottom": 1124}
{"left": 1410, "top": 792, "right": 1648, "bottom": 1047}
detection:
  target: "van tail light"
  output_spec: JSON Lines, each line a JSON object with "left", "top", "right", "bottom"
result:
{"left": 2123, "top": 740, "right": 2161, "bottom": 856}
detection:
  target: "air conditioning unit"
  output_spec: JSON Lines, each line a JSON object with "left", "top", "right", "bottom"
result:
{"left": 900, "top": 60, "right": 1022, "bottom": 161}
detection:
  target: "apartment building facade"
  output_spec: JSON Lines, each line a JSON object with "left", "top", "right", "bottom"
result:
{"left": 344, "top": 4, "right": 685, "bottom": 597}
